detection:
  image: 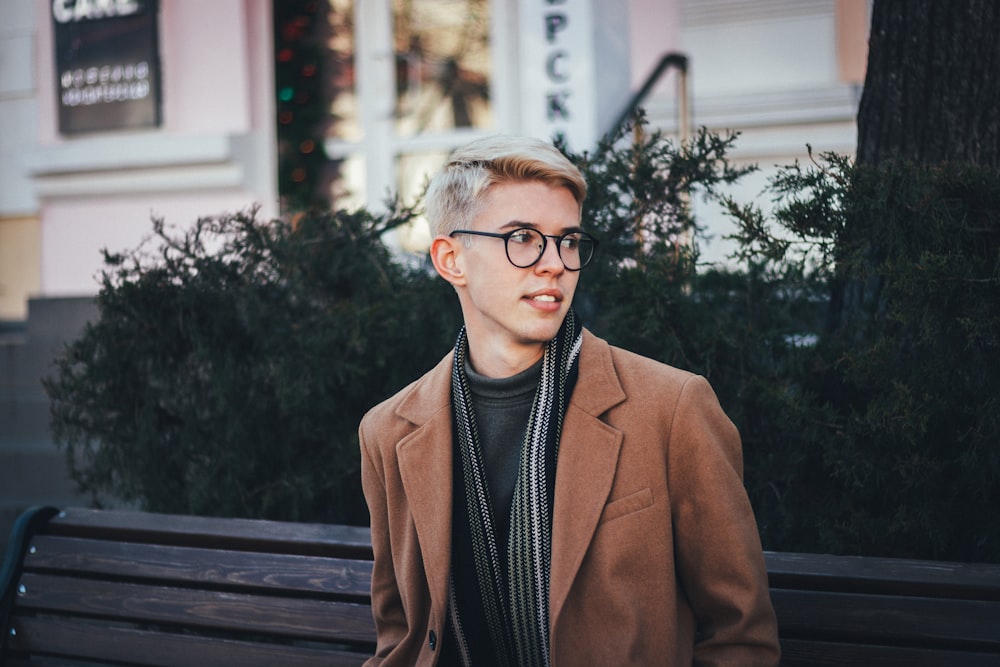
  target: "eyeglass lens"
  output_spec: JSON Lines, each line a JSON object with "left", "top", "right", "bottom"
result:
{"left": 507, "top": 229, "right": 594, "bottom": 270}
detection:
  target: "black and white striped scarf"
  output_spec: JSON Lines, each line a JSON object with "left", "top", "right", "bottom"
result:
{"left": 448, "top": 310, "right": 583, "bottom": 667}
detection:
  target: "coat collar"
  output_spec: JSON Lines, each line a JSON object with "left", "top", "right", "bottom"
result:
{"left": 393, "top": 331, "right": 627, "bottom": 628}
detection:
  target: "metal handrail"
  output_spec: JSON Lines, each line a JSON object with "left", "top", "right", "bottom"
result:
{"left": 609, "top": 52, "right": 690, "bottom": 142}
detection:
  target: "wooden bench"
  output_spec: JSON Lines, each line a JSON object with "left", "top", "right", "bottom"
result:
{"left": 2, "top": 506, "right": 999, "bottom": 666}
{"left": 766, "top": 551, "right": 1000, "bottom": 666}
{"left": 0, "top": 506, "right": 376, "bottom": 666}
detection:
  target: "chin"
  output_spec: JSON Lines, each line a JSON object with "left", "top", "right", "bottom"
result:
{"left": 521, "top": 321, "right": 565, "bottom": 345}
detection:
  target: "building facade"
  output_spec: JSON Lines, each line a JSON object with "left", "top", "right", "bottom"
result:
{"left": 0, "top": 0, "right": 867, "bottom": 540}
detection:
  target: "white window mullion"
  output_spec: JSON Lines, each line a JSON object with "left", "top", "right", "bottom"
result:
{"left": 355, "top": 0, "right": 396, "bottom": 209}
{"left": 491, "top": 0, "right": 519, "bottom": 133}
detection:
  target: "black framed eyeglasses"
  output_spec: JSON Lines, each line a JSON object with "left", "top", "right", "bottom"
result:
{"left": 449, "top": 227, "right": 598, "bottom": 271}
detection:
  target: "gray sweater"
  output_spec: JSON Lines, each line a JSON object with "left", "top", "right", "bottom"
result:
{"left": 464, "top": 356, "right": 542, "bottom": 549}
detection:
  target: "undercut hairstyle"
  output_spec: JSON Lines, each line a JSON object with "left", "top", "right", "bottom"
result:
{"left": 425, "top": 135, "right": 587, "bottom": 237}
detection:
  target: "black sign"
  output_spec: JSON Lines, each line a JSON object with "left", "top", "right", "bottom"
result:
{"left": 53, "top": 0, "right": 161, "bottom": 134}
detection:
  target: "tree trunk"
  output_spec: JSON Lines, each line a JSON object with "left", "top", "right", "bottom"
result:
{"left": 856, "top": 0, "right": 1000, "bottom": 167}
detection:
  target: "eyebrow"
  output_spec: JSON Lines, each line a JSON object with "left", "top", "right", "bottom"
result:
{"left": 499, "top": 220, "right": 584, "bottom": 234}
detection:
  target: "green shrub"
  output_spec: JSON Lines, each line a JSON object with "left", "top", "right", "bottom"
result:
{"left": 45, "top": 120, "right": 1000, "bottom": 562}
{"left": 726, "top": 154, "right": 1000, "bottom": 562}
{"left": 45, "top": 206, "right": 460, "bottom": 524}
{"left": 825, "top": 161, "right": 1000, "bottom": 561}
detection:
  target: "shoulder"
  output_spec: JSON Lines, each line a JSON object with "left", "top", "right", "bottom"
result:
{"left": 579, "top": 331, "right": 741, "bottom": 466}
{"left": 581, "top": 329, "right": 699, "bottom": 393}
{"left": 578, "top": 330, "right": 730, "bottom": 427}
{"left": 613, "top": 342, "right": 693, "bottom": 383}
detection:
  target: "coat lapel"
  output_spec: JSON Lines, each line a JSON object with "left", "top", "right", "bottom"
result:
{"left": 395, "top": 353, "right": 455, "bottom": 613}
{"left": 549, "top": 331, "right": 626, "bottom": 625}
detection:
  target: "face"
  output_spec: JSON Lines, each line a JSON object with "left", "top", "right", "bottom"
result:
{"left": 432, "top": 180, "right": 582, "bottom": 377}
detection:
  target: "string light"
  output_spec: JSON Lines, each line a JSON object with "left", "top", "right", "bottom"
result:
{"left": 274, "top": 0, "right": 337, "bottom": 211}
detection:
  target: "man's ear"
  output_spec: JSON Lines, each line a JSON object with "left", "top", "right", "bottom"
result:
{"left": 430, "top": 235, "right": 467, "bottom": 287}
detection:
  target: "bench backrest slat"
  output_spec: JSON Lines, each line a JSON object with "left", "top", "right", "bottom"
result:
{"left": 16, "top": 572, "right": 376, "bottom": 645}
{"left": 26, "top": 535, "right": 372, "bottom": 598}
{"left": 779, "top": 638, "right": 1000, "bottom": 667}
{"left": 765, "top": 551, "right": 1000, "bottom": 600}
{"left": 9, "top": 616, "right": 370, "bottom": 667}
{"left": 42, "top": 508, "right": 373, "bottom": 559}
{"left": 771, "top": 588, "right": 1000, "bottom": 651}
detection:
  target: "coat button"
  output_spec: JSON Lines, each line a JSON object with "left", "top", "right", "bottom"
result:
{"left": 428, "top": 629, "right": 437, "bottom": 650}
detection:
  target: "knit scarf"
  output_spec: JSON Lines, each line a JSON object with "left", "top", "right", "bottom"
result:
{"left": 448, "top": 310, "right": 583, "bottom": 667}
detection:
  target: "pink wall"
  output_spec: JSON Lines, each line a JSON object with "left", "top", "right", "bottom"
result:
{"left": 41, "top": 193, "right": 267, "bottom": 295}
{"left": 159, "top": 2, "right": 252, "bottom": 134}
{"left": 628, "top": 0, "right": 681, "bottom": 89}
{"left": 32, "top": 1, "right": 277, "bottom": 296}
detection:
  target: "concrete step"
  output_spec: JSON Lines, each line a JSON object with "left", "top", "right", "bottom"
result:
{"left": 0, "top": 445, "right": 83, "bottom": 504}
{"left": 0, "top": 447, "right": 88, "bottom": 556}
{"left": 0, "top": 390, "right": 51, "bottom": 447}
{"left": 1, "top": 502, "right": 29, "bottom": 560}
{"left": 24, "top": 297, "right": 97, "bottom": 340}
{"left": 0, "top": 447, "right": 87, "bottom": 560}
{"left": 0, "top": 297, "right": 98, "bottom": 558}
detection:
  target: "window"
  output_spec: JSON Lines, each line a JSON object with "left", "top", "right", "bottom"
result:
{"left": 393, "top": 0, "right": 493, "bottom": 135}
{"left": 326, "top": 0, "right": 506, "bottom": 249}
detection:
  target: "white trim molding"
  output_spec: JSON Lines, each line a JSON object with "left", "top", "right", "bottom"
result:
{"left": 27, "top": 131, "right": 270, "bottom": 200}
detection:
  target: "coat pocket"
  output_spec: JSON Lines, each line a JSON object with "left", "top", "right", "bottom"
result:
{"left": 598, "top": 487, "right": 653, "bottom": 525}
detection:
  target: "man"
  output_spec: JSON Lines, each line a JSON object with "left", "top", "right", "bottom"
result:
{"left": 359, "top": 135, "right": 780, "bottom": 666}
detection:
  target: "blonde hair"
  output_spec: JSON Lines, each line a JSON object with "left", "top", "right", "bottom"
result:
{"left": 425, "top": 135, "right": 587, "bottom": 236}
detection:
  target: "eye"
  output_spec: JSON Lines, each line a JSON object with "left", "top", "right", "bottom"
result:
{"left": 560, "top": 234, "right": 581, "bottom": 250}
{"left": 508, "top": 229, "right": 537, "bottom": 245}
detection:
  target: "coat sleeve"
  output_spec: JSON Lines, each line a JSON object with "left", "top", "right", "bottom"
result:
{"left": 359, "top": 412, "right": 407, "bottom": 666}
{"left": 667, "top": 375, "right": 781, "bottom": 667}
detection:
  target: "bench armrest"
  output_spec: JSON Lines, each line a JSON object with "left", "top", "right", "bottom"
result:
{"left": 0, "top": 506, "right": 61, "bottom": 640}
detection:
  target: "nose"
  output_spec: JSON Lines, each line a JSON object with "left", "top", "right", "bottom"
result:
{"left": 534, "top": 236, "right": 565, "bottom": 273}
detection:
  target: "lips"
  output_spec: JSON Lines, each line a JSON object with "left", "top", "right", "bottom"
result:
{"left": 527, "top": 289, "right": 562, "bottom": 303}
{"left": 525, "top": 290, "right": 563, "bottom": 311}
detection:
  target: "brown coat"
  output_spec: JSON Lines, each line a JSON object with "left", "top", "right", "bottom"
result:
{"left": 359, "top": 330, "right": 780, "bottom": 666}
